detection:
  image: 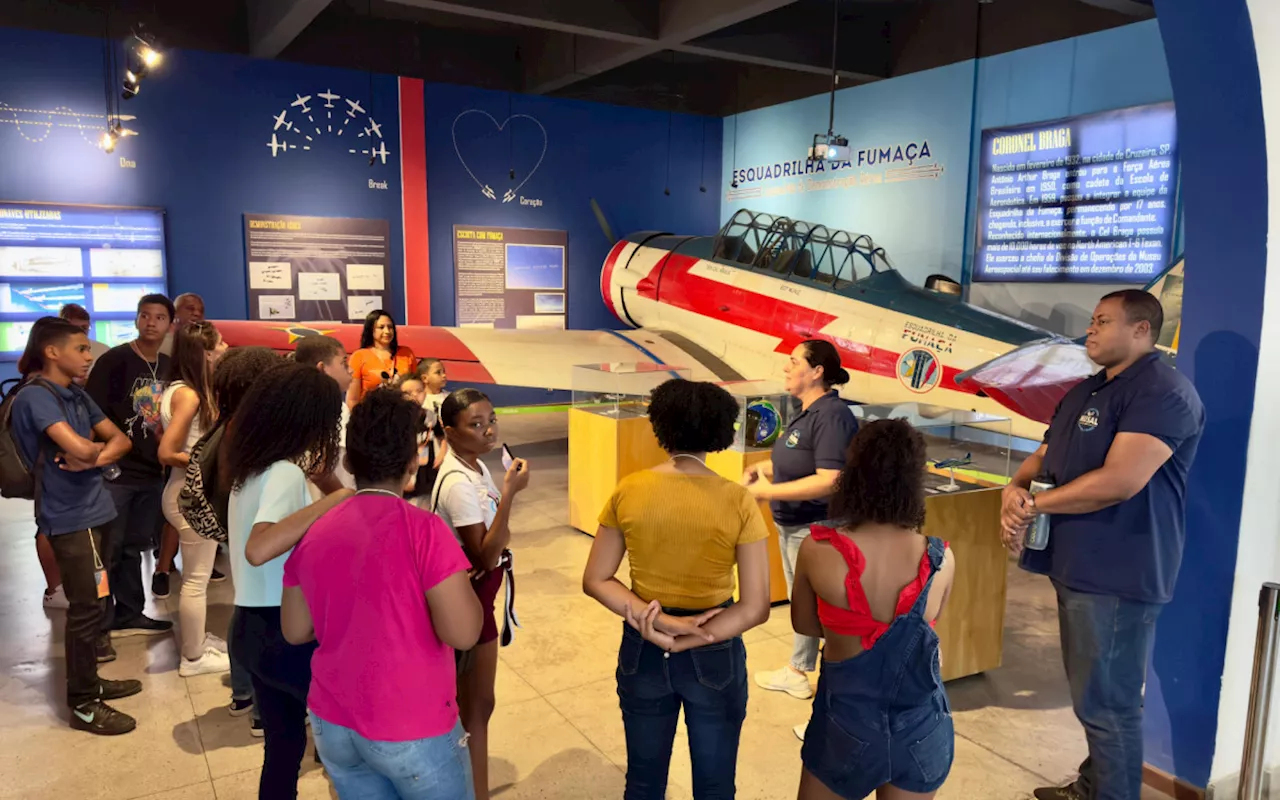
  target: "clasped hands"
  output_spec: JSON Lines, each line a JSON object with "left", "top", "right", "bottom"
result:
{"left": 1000, "top": 484, "right": 1038, "bottom": 555}
{"left": 623, "top": 600, "right": 724, "bottom": 654}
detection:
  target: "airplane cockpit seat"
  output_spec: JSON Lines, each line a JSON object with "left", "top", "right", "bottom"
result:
{"left": 790, "top": 249, "right": 814, "bottom": 279}
{"left": 714, "top": 235, "right": 756, "bottom": 266}
{"left": 770, "top": 249, "right": 799, "bottom": 275}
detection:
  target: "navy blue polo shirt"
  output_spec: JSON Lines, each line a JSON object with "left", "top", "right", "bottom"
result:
{"left": 769, "top": 391, "right": 858, "bottom": 526}
{"left": 10, "top": 380, "right": 117, "bottom": 536}
{"left": 1025, "top": 352, "right": 1204, "bottom": 604}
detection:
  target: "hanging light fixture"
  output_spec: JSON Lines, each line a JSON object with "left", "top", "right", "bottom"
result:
{"left": 121, "top": 27, "right": 162, "bottom": 100}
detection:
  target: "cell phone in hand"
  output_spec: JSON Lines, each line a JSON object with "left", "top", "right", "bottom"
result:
{"left": 501, "top": 444, "right": 516, "bottom": 471}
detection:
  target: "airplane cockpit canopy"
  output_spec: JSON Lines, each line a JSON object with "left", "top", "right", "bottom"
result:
{"left": 712, "top": 209, "right": 895, "bottom": 289}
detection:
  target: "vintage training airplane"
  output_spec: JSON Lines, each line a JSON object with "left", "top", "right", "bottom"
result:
{"left": 218, "top": 209, "right": 1117, "bottom": 442}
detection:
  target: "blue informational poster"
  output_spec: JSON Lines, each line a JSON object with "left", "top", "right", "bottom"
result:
{"left": 453, "top": 225, "right": 567, "bottom": 329}
{"left": 973, "top": 102, "right": 1179, "bottom": 283}
{"left": 0, "top": 203, "right": 167, "bottom": 359}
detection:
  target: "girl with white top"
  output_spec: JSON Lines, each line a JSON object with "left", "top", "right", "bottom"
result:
{"left": 426, "top": 388, "right": 529, "bottom": 800}
{"left": 158, "top": 321, "right": 228, "bottom": 677}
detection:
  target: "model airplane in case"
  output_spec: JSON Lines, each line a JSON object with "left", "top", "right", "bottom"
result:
{"left": 217, "top": 209, "right": 1152, "bottom": 442}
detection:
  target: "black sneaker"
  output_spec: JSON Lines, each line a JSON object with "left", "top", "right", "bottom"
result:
{"left": 70, "top": 699, "right": 136, "bottom": 735}
{"left": 1034, "top": 787, "right": 1085, "bottom": 800}
{"left": 110, "top": 616, "right": 173, "bottom": 639}
{"left": 209, "top": 567, "right": 227, "bottom": 583}
{"left": 96, "top": 635, "right": 117, "bottom": 664}
{"left": 228, "top": 697, "right": 254, "bottom": 717}
{"left": 151, "top": 571, "right": 171, "bottom": 599}
{"left": 249, "top": 718, "right": 264, "bottom": 738}
{"left": 99, "top": 678, "right": 142, "bottom": 701}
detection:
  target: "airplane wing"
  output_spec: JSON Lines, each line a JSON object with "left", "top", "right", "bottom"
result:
{"left": 953, "top": 337, "right": 1096, "bottom": 425}
{"left": 213, "top": 320, "right": 725, "bottom": 390}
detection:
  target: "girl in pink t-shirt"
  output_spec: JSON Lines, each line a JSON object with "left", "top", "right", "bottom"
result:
{"left": 275, "top": 388, "right": 484, "bottom": 799}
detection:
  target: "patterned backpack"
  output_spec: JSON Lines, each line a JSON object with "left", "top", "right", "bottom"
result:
{"left": 178, "top": 422, "right": 230, "bottom": 542}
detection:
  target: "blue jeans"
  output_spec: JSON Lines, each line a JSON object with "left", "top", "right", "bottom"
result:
{"left": 1054, "top": 581, "right": 1162, "bottom": 800}
{"left": 309, "top": 713, "right": 474, "bottom": 800}
{"left": 617, "top": 622, "right": 748, "bottom": 800}
{"left": 227, "top": 608, "right": 260, "bottom": 723}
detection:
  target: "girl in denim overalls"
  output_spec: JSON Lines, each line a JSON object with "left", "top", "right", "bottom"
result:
{"left": 790, "top": 418, "right": 957, "bottom": 800}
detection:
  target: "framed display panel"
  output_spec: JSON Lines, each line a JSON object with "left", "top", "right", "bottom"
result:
{"left": 0, "top": 202, "right": 168, "bottom": 360}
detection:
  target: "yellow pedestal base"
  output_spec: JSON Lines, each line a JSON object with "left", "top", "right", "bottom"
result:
{"left": 567, "top": 408, "right": 668, "bottom": 535}
{"left": 705, "top": 449, "right": 791, "bottom": 605}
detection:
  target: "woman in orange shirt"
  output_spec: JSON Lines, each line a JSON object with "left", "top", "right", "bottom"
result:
{"left": 347, "top": 309, "right": 416, "bottom": 407}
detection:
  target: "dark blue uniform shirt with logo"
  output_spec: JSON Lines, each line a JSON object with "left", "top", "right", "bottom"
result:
{"left": 1023, "top": 352, "right": 1204, "bottom": 604}
{"left": 769, "top": 391, "right": 858, "bottom": 526}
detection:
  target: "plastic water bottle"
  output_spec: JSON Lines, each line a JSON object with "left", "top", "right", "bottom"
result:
{"left": 102, "top": 464, "right": 121, "bottom": 481}
{"left": 1023, "top": 477, "right": 1054, "bottom": 551}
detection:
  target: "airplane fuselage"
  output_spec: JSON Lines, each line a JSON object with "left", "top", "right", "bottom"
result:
{"left": 602, "top": 233, "right": 1051, "bottom": 441}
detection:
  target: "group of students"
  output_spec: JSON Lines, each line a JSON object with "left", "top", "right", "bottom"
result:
{"left": 12, "top": 302, "right": 531, "bottom": 800}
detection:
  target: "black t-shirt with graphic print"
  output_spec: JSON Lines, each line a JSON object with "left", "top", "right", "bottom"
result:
{"left": 84, "top": 343, "right": 170, "bottom": 486}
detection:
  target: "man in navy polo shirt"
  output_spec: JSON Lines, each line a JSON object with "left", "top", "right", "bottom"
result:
{"left": 1001, "top": 289, "right": 1205, "bottom": 800}
{"left": 10, "top": 317, "right": 141, "bottom": 735}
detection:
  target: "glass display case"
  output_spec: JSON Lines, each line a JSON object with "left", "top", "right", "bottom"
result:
{"left": 852, "top": 402, "right": 1012, "bottom": 494}
{"left": 719, "top": 380, "right": 795, "bottom": 453}
{"left": 570, "top": 362, "right": 690, "bottom": 419}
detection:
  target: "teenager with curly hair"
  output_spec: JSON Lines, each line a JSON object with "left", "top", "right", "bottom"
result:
{"left": 223, "top": 362, "right": 345, "bottom": 799}
{"left": 790, "top": 419, "right": 957, "bottom": 800}
{"left": 271, "top": 387, "right": 483, "bottom": 798}
{"left": 583, "top": 379, "right": 772, "bottom": 799}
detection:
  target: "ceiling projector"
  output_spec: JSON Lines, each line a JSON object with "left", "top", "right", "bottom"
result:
{"left": 809, "top": 133, "right": 850, "bottom": 162}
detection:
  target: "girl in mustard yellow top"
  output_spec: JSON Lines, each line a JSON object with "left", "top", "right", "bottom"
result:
{"left": 583, "top": 379, "right": 772, "bottom": 799}
{"left": 346, "top": 309, "right": 416, "bottom": 407}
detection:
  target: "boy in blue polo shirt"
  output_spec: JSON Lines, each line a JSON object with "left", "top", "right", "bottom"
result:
{"left": 1001, "top": 290, "right": 1205, "bottom": 800}
{"left": 10, "top": 317, "right": 140, "bottom": 735}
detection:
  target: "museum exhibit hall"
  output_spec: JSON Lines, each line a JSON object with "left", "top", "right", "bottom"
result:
{"left": 0, "top": 0, "right": 1277, "bottom": 799}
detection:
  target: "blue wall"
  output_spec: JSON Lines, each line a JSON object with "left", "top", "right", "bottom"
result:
{"left": 719, "top": 20, "right": 1176, "bottom": 291}
{"left": 424, "top": 83, "right": 722, "bottom": 331}
{"left": 0, "top": 27, "right": 406, "bottom": 323}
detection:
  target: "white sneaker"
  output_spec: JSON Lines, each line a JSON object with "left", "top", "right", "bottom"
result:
{"left": 203, "top": 633, "right": 228, "bottom": 653}
{"left": 793, "top": 723, "right": 806, "bottom": 742}
{"left": 754, "top": 666, "right": 813, "bottom": 699}
{"left": 43, "top": 585, "right": 69, "bottom": 610}
{"left": 179, "top": 647, "right": 231, "bottom": 678}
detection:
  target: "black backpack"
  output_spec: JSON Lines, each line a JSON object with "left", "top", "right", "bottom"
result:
{"left": 178, "top": 421, "right": 230, "bottom": 542}
{"left": 0, "top": 377, "right": 71, "bottom": 508}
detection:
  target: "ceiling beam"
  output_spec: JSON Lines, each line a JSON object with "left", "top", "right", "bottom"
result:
{"left": 1076, "top": 0, "right": 1156, "bottom": 15}
{"left": 530, "top": 0, "right": 801, "bottom": 93}
{"left": 249, "top": 0, "right": 334, "bottom": 58}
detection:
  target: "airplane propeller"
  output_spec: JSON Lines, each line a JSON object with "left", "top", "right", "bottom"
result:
{"left": 590, "top": 198, "right": 616, "bottom": 246}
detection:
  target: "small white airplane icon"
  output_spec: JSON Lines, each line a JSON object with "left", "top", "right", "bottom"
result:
{"left": 365, "top": 119, "right": 382, "bottom": 138}
{"left": 267, "top": 133, "right": 287, "bottom": 157}
{"left": 345, "top": 98, "right": 365, "bottom": 116}
{"left": 291, "top": 94, "right": 312, "bottom": 111}
{"left": 272, "top": 111, "right": 292, "bottom": 131}
{"left": 318, "top": 90, "right": 340, "bottom": 108}
{"left": 371, "top": 141, "right": 390, "bottom": 164}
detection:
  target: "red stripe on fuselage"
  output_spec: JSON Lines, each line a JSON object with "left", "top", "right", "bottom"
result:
{"left": 601, "top": 240, "right": 626, "bottom": 324}
{"left": 213, "top": 320, "right": 496, "bottom": 384}
{"left": 634, "top": 252, "right": 976, "bottom": 395}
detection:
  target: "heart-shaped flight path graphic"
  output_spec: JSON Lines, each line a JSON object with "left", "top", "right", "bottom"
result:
{"left": 451, "top": 110, "right": 548, "bottom": 203}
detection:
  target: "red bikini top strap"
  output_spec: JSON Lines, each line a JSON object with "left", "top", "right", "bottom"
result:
{"left": 809, "top": 525, "right": 871, "bottom": 619}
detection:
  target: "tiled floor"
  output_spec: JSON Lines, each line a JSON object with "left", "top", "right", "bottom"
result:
{"left": 0, "top": 412, "right": 1173, "bottom": 799}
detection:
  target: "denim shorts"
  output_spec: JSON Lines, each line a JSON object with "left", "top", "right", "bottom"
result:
{"left": 801, "top": 699, "right": 954, "bottom": 798}
{"left": 309, "top": 712, "right": 474, "bottom": 800}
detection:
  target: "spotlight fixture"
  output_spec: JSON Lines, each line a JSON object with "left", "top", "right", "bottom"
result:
{"left": 121, "top": 28, "right": 162, "bottom": 100}
{"left": 99, "top": 129, "right": 117, "bottom": 153}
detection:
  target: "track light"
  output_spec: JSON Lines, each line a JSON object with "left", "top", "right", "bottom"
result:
{"left": 137, "top": 43, "right": 162, "bottom": 69}
{"left": 121, "top": 30, "right": 162, "bottom": 100}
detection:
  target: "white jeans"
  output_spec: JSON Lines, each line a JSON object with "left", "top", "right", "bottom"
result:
{"left": 778, "top": 521, "right": 827, "bottom": 673}
{"left": 163, "top": 470, "right": 218, "bottom": 661}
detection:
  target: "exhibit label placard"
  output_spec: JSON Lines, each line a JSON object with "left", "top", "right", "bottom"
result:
{"left": 974, "top": 102, "right": 1179, "bottom": 283}
{"left": 243, "top": 214, "right": 389, "bottom": 321}
{"left": 453, "top": 225, "right": 567, "bottom": 329}
{"left": 0, "top": 202, "right": 168, "bottom": 359}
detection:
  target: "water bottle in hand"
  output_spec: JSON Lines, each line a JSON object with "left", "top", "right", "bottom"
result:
{"left": 102, "top": 464, "right": 121, "bottom": 481}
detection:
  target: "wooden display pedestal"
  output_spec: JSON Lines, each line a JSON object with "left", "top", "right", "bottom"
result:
{"left": 567, "top": 407, "right": 668, "bottom": 534}
{"left": 925, "top": 486, "right": 1007, "bottom": 682}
